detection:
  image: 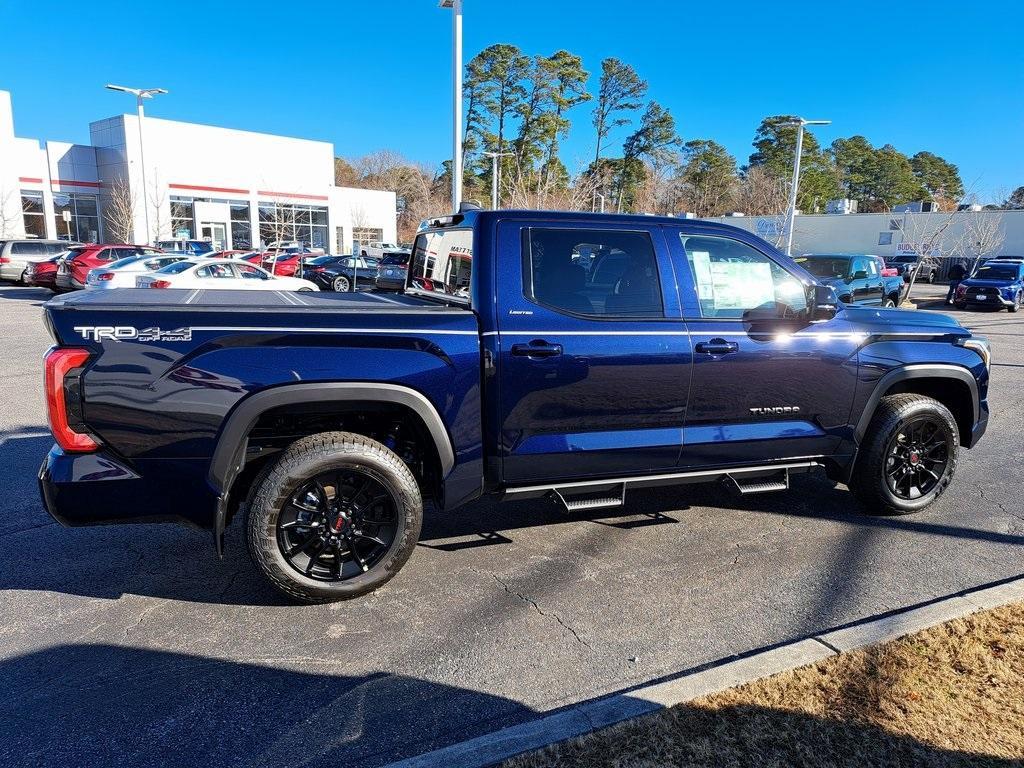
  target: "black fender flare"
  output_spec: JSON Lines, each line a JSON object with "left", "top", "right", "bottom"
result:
{"left": 853, "top": 363, "right": 980, "bottom": 443}
{"left": 210, "top": 382, "right": 455, "bottom": 555}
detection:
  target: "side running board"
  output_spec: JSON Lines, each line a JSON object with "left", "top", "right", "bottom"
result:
{"left": 553, "top": 483, "right": 626, "bottom": 512}
{"left": 727, "top": 469, "right": 790, "bottom": 494}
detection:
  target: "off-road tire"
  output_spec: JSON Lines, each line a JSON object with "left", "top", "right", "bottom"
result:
{"left": 246, "top": 431, "right": 422, "bottom": 603}
{"left": 849, "top": 394, "right": 958, "bottom": 516}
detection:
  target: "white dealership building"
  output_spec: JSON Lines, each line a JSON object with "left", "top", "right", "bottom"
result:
{"left": 0, "top": 90, "right": 396, "bottom": 253}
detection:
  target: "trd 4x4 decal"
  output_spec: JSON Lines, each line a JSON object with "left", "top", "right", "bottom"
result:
{"left": 73, "top": 326, "right": 192, "bottom": 342}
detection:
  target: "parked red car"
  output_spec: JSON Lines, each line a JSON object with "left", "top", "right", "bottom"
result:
{"left": 25, "top": 254, "right": 66, "bottom": 291}
{"left": 56, "top": 244, "right": 162, "bottom": 290}
{"left": 871, "top": 255, "right": 899, "bottom": 277}
{"left": 262, "top": 251, "right": 316, "bottom": 277}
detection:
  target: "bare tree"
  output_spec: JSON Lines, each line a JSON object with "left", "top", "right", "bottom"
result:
{"left": 736, "top": 166, "right": 789, "bottom": 217}
{"left": 103, "top": 177, "right": 136, "bottom": 243}
{"left": 0, "top": 187, "right": 21, "bottom": 238}
{"left": 962, "top": 212, "right": 1005, "bottom": 271}
{"left": 148, "top": 172, "right": 172, "bottom": 243}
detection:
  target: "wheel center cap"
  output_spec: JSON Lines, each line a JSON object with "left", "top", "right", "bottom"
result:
{"left": 909, "top": 451, "right": 920, "bottom": 464}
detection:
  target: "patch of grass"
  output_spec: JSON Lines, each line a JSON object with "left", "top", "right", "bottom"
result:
{"left": 505, "top": 602, "right": 1024, "bottom": 767}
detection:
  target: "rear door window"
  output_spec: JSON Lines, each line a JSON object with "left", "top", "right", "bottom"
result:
{"left": 11, "top": 242, "right": 47, "bottom": 256}
{"left": 524, "top": 228, "right": 663, "bottom": 318}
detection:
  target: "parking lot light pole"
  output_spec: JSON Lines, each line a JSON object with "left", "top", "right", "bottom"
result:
{"left": 483, "top": 151, "right": 513, "bottom": 209}
{"left": 105, "top": 84, "right": 168, "bottom": 245}
{"left": 780, "top": 117, "right": 830, "bottom": 256}
{"left": 439, "top": 0, "right": 463, "bottom": 212}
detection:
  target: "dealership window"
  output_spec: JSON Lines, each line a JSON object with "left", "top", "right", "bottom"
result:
{"left": 170, "top": 196, "right": 195, "bottom": 238}
{"left": 258, "top": 202, "right": 328, "bottom": 249}
{"left": 21, "top": 190, "right": 46, "bottom": 238}
{"left": 352, "top": 227, "right": 384, "bottom": 247}
{"left": 230, "top": 202, "right": 251, "bottom": 249}
{"left": 52, "top": 193, "right": 99, "bottom": 243}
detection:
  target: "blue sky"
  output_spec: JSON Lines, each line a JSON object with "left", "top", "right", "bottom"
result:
{"left": 3, "top": 0, "right": 1022, "bottom": 202}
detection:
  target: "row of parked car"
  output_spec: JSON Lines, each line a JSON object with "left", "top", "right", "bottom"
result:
{"left": 1, "top": 238, "right": 413, "bottom": 294}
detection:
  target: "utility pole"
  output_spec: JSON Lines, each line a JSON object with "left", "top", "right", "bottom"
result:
{"left": 439, "top": 0, "right": 463, "bottom": 211}
{"left": 780, "top": 117, "right": 830, "bottom": 255}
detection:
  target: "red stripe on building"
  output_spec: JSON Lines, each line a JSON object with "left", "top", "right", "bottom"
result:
{"left": 51, "top": 179, "right": 102, "bottom": 188}
{"left": 169, "top": 183, "right": 250, "bottom": 195}
{"left": 18, "top": 176, "right": 43, "bottom": 184}
{"left": 257, "top": 190, "right": 329, "bottom": 201}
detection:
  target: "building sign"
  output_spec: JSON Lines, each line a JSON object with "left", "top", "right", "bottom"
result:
{"left": 896, "top": 241, "right": 941, "bottom": 257}
{"left": 756, "top": 218, "right": 783, "bottom": 237}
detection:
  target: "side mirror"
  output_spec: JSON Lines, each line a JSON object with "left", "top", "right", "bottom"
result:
{"left": 852, "top": 269, "right": 868, "bottom": 280}
{"left": 811, "top": 284, "right": 840, "bottom": 320}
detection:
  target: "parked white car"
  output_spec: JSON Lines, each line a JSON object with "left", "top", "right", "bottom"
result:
{"left": 359, "top": 241, "right": 405, "bottom": 259}
{"left": 85, "top": 254, "right": 193, "bottom": 289}
{"left": 135, "top": 258, "right": 319, "bottom": 291}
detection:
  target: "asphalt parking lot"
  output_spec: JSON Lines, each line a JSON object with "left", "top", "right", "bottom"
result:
{"left": 1, "top": 281, "right": 1022, "bottom": 768}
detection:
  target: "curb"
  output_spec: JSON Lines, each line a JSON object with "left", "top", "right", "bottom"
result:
{"left": 385, "top": 574, "right": 1024, "bottom": 768}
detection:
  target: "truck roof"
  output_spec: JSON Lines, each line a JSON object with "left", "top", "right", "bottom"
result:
{"left": 423, "top": 209, "right": 764, "bottom": 239}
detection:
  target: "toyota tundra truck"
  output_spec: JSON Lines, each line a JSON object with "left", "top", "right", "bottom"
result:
{"left": 38, "top": 208, "right": 991, "bottom": 603}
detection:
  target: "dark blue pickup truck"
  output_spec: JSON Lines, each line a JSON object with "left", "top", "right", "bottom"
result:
{"left": 794, "top": 253, "right": 906, "bottom": 307}
{"left": 39, "top": 209, "right": 991, "bottom": 602}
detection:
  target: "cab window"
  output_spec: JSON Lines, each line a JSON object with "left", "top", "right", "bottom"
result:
{"left": 524, "top": 228, "right": 663, "bottom": 318}
{"left": 680, "top": 234, "right": 807, "bottom": 319}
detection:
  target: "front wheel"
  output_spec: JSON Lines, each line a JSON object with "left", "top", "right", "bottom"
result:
{"left": 882, "top": 297, "right": 897, "bottom": 308}
{"left": 246, "top": 432, "right": 423, "bottom": 603}
{"left": 1009, "top": 292, "right": 1021, "bottom": 313}
{"left": 849, "top": 394, "right": 958, "bottom": 516}
{"left": 333, "top": 275, "right": 350, "bottom": 292}
{"left": 927, "top": 271, "right": 935, "bottom": 284}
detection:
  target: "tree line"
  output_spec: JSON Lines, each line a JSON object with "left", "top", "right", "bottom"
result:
{"left": 337, "top": 44, "right": 1018, "bottom": 240}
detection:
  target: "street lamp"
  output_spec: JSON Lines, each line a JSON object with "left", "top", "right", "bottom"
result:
{"left": 438, "top": 0, "right": 463, "bottom": 212}
{"left": 779, "top": 117, "right": 830, "bottom": 256}
{"left": 105, "top": 84, "right": 168, "bottom": 244}
{"left": 482, "top": 151, "right": 513, "bottom": 209}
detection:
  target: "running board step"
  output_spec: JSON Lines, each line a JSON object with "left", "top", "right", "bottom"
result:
{"left": 553, "top": 484, "right": 626, "bottom": 512}
{"left": 728, "top": 470, "right": 790, "bottom": 494}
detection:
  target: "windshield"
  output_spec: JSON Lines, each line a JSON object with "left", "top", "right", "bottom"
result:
{"left": 157, "top": 261, "right": 196, "bottom": 275}
{"left": 974, "top": 265, "right": 1020, "bottom": 280}
{"left": 107, "top": 256, "right": 142, "bottom": 270}
{"left": 794, "top": 257, "right": 850, "bottom": 278}
{"left": 381, "top": 253, "right": 410, "bottom": 266}
{"left": 408, "top": 228, "right": 473, "bottom": 303}
{"left": 890, "top": 254, "right": 918, "bottom": 263}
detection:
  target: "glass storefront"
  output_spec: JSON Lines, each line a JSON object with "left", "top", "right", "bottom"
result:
{"left": 170, "top": 195, "right": 251, "bottom": 249}
{"left": 230, "top": 202, "right": 251, "bottom": 249}
{"left": 170, "top": 196, "right": 196, "bottom": 239}
{"left": 258, "top": 202, "right": 328, "bottom": 250}
{"left": 52, "top": 192, "right": 99, "bottom": 243}
{"left": 21, "top": 190, "right": 45, "bottom": 238}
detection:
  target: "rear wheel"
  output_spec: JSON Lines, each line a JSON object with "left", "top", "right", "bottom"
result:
{"left": 849, "top": 394, "right": 958, "bottom": 516}
{"left": 246, "top": 432, "right": 422, "bottom": 603}
{"left": 333, "top": 275, "right": 350, "bottom": 292}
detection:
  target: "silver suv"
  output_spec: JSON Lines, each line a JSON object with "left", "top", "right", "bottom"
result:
{"left": 0, "top": 240, "right": 76, "bottom": 284}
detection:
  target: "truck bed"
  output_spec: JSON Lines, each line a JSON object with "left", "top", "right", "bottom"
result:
{"left": 45, "top": 287, "right": 463, "bottom": 315}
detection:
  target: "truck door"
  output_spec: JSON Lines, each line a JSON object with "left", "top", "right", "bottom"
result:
{"left": 850, "top": 256, "right": 883, "bottom": 305}
{"left": 668, "top": 228, "right": 861, "bottom": 468}
{"left": 494, "top": 221, "right": 690, "bottom": 484}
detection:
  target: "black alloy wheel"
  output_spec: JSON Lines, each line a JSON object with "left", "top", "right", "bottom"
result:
{"left": 277, "top": 469, "right": 397, "bottom": 582}
{"left": 883, "top": 415, "right": 951, "bottom": 501}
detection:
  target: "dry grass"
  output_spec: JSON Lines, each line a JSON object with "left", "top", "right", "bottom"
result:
{"left": 505, "top": 602, "right": 1024, "bottom": 767}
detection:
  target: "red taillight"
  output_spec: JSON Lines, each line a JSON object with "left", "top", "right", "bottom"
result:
{"left": 150, "top": 280, "right": 171, "bottom": 289}
{"left": 0, "top": 256, "right": 9, "bottom": 264}
{"left": 313, "top": 266, "right": 326, "bottom": 272}
{"left": 44, "top": 348, "right": 99, "bottom": 452}
{"left": 97, "top": 272, "right": 115, "bottom": 281}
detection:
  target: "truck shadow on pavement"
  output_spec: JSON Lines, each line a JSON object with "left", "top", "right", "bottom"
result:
{"left": 0, "top": 643, "right": 537, "bottom": 768}
{"left": 0, "top": 286, "right": 52, "bottom": 304}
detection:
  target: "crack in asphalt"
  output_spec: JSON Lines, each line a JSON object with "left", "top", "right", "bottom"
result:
{"left": 123, "top": 599, "right": 169, "bottom": 639}
{"left": 491, "top": 573, "right": 593, "bottom": 650}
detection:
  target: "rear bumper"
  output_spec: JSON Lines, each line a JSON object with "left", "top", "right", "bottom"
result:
{"left": 375, "top": 276, "right": 405, "bottom": 290}
{"left": 39, "top": 445, "right": 217, "bottom": 529}
{"left": 55, "top": 274, "right": 84, "bottom": 290}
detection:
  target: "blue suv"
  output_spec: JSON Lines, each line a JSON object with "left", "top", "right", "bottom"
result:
{"left": 954, "top": 259, "right": 1024, "bottom": 312}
